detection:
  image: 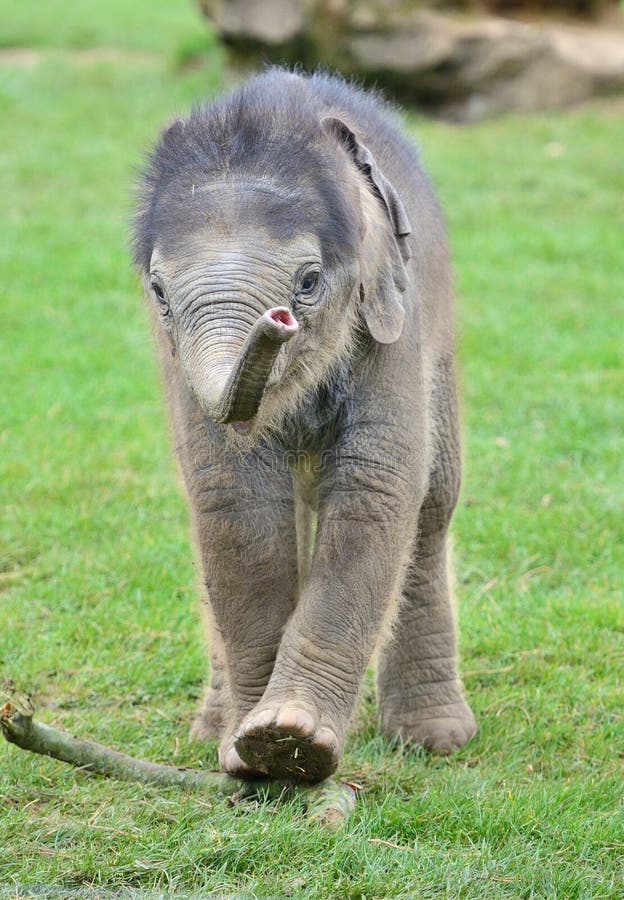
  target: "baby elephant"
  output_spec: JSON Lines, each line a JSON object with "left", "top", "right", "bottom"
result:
{"left": 132, "top": 70, "right": 476, "bottom": 782}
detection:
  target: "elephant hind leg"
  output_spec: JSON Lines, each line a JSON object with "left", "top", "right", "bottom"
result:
{"left": 377, "top": 358, "right": 476, "bottom": 753}
{"left": 377, "top": 532, "right": 476, "bottom": 754}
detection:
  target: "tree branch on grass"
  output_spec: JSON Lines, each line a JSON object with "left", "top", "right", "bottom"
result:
{"left": 0, "top": 680, "right": 357, "bottom": 829}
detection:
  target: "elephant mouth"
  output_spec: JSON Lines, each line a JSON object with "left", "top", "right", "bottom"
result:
{"left": 231, "top": 419, "right": 254, "bottom": 435}
{"left": 194, "top": 306, "right": 299, "bottom": 426}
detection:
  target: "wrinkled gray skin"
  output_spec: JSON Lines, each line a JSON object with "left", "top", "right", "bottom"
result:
{"left": 133, "top": 70, "right": 476, "bottom": 783}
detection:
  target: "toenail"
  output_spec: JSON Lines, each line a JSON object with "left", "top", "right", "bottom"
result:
{"left": 275, "top": 707, "right": 315, "bottom": 736}
{"left": 315, "top": 726, "right": 338, "bottom": 751}
{"left": 247, "top": 709, "right": 275, "bottom": 731}
{"left": 224, "top": 746, "right": 249, "bottom": 771}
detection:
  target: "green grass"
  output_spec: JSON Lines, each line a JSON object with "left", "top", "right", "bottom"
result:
{"left": 1, "top": 1, "right": 623, "bottom": 896}
{"left": 0, "top": 0, "right": 210, "bottom": 51}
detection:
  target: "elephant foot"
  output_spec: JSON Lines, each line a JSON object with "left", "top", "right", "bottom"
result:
{"left": 234, "top": 703, "right": 341, "bottom": 783}
{"left": 189, "top": 687, "right": 228, "bottom": 742}
{"left": 382, "top": 699, "right": 477, "bottom": 755}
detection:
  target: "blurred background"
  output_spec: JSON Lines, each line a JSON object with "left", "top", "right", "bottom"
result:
{"left": 1, "top": 1, "right": 623, "bottom": 894}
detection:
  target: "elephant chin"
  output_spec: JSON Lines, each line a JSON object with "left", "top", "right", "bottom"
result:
{"left": 197, "top": 307, "right": 298, "bottom": 426}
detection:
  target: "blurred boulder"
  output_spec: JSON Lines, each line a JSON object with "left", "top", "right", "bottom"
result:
{"left": 202, "top": 0, "right": 305, "bottom": 45}
{"left": 197, "top": 0, "right": 624, "bottom": 119}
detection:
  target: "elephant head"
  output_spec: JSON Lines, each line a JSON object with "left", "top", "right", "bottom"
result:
{"left": 133, "top": 80, "right": 412, "bottom": 436}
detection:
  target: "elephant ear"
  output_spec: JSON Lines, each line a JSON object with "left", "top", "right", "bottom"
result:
{"left": 322, "top": 116, "right": 412, "bottom": 345}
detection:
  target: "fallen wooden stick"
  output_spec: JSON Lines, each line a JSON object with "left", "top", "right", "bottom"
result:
{"left": 0, "top": 681, "right": 357, "bottom": 828}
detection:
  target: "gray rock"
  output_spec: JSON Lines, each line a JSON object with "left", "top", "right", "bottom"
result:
{"left": 197, "top": 1, "right": 624, "bottom": 119}
{"left": 200, "top": 0, "right": 306, "bottom": 45}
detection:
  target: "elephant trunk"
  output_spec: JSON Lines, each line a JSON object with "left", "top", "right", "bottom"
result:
{"left": 193, "top": 306, "right": 299, "bottom": 426}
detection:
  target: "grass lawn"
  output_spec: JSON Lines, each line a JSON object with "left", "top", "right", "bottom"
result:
{"left": 1, "top": 1, "right": 623, "bottom": 896}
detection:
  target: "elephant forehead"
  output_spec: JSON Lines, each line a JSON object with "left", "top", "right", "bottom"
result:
{"left": 149, "top": 174, "right": 358, "bottom": 269}
{"left": 153, "top": 178, "right": 308, "bottom": 237}
{"left": 150, "top": 231, "right": 322, "bottom": 280}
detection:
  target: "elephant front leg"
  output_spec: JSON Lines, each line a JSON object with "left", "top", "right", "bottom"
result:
{"left": 190, "top": 627, "right": 230, "bottom": 741}
{"left": 235, "top": 457, "right": 420, "bottom": 782}
{"left": 191, "top": 466, "right": 299, "bottom": 777}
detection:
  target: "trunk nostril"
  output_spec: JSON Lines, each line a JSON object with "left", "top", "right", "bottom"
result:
{"left": 261, "top": 306, "right": 299, "bottom": 342}
{"left": 268, "top": 307, "right": 296, "bottom": 327}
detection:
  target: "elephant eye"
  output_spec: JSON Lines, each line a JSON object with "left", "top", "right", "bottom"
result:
{"left": 151, "top": 278, "right": 170, "bottom": 314}
{"left": 297, "top": 269, "right": 321, "bottom": 299}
